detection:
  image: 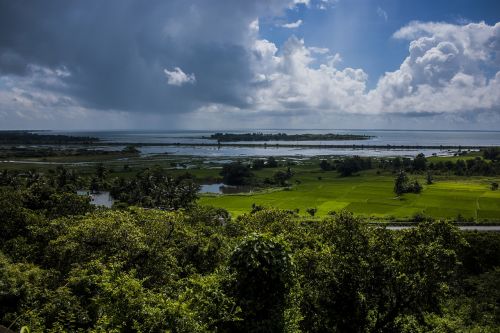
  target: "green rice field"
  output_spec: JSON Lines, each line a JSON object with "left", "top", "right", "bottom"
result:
{"left": 200, "top": 170, "right": 500, "bottom": 221}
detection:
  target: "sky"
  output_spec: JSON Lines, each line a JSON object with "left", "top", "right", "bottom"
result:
{"left": 0, "top": 0, "right": 499, "bottom": 130}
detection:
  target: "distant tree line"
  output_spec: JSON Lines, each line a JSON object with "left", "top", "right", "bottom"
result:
{"left": 0, "top": 146, "right": 138, "bottom": 159}
{"left": 319, "top": 156, "right": 373, "bottom": 176}
{"left": 377, "top": 152, "right": 500, "bottom": 176}
{"left": 221, "top": 157, "right": 294, "bottom": 187}
{"left": 0, "top": 131, "right": 98, "bottom": 144}
{"left": 208, "top": 132, "right": 372, "bottom": 142}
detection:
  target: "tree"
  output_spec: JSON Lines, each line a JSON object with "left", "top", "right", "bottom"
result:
{"left": 394, "top": 170, "right": 408, "bottom": 195}
{"left": 122, "top": 145, "right": 140, "bottom": 154}
{"left": 483, "top": 147, "right": 500, "bottom": 161}
{"left": 220, "top": 162, "right": 253, "bottom": 185}
{"left": 412, "top": 153, "right": 427, "bottom": 171}
{"left": 227, "top": 234, "right": 295, "bottom": 333}
{"left": 252, "top": 159, "right": 265, "bottom": 170}
{"left": 273, "top": 170, "right": 292, "bottom": 186}
{"left": 455, "top": 159, "right": 467, "bottom": 176}
{"left": 411, "top": 180, "right": 422, "bottom": 193}
{"left": 266, "top": 156, "right": 278, "bottom": 168}
{"left": 109, "top": 167, "right": 199, "bottom": 209}
{"left": 338, "top": 157, "right": 361, "bottom": 177}
{"left": 426, "top": 171, "right": 433, "bottom": 185}
{"left": 394, "top": 171, "right": 421, "bottom": 195}
{"left": 306, "top": 208, "right": 317, "bottom": 217}
{"left": 319, "top": 160, "right": 333, "bottom": 171}
{"left": 95, "top": 163, "right": 108, "bottom": 180}
{"left": 491, "top": 182, "right": 499, "bottom": 191}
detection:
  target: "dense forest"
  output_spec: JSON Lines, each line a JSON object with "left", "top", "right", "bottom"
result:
{"left": 0, "top": 166, "right": 499, "bottom": 332}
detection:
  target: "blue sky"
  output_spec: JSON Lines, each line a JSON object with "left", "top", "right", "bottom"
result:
{"left": 0, "top": 0, "right": 499, "bottom": 130}
{"left": 260, "top": 0, "right": 500, "bottom": 87}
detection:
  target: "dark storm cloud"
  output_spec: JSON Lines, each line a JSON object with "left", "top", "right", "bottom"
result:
{"left": 0, "top": 0, "right": 289, "bottom": 113}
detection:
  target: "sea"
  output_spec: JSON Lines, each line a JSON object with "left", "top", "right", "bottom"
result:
{"left": 49, "top": 129, "right": 500, "bottom": 158}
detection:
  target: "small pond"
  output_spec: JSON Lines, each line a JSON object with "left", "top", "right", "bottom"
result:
{"left": 77, "top": 190, "right": 114, "bottom": 208}
{"left": 200, "top": 183, "right": 254, "bottom": 194}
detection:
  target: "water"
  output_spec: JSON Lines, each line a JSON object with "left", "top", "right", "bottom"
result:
{"left": 50, "top": 129, "right": 500, "bottom": 146}
{"left": 200, "top": 183, "right": 254, "bottom": 194}
{"left": 77, "top": 190, "right": 114, "bottom": 208}
{"left": 46, "top": 129, "right": 500, "bottom": 157}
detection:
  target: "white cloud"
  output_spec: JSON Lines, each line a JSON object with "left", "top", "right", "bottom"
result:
{"left": 249, "top": 35, "right": 368, "bottom": 114}
{"left": 1, "top": 0, "right": 499, "bottom": 130}
{"left": 163, "top": 67, "right": 196, "bottom": 86}
{"left": 377, "top": 7, "right": 388, "bottom": 22}
{"left": 243, "top": 21, "right": 500, "bottom": 119}
{"left": 281, "top": 19, "right": 303, "bottom": 29}
{"left": 371, "top": 21, "right": 500, "bottom": 114}
{"left": 308, "top": 46, "right": 330, "bottom": 54}
{"left": 317, "top": 0, "right": 339, "bottom": 10}
{"left": 292, "top": 0, "right": 310, "bottom": 6}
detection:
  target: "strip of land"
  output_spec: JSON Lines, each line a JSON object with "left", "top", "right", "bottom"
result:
{"left": 205, "top": 132, "right": 373, "bottom": 141}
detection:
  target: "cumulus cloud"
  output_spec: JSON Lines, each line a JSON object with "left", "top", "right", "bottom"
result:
{"left": 281, "top": 19, "right": 303, "bottom": 29}
{"left": 244, "top": 20, "right": 500, "bottom": 119}
{"left": 163, "top": 67, "right": 196, "bottom": 86}
{"left": 0, "top": 0, "right": 499, "bottom": 129}
{"left": 249, "top": 35, "right": 368, "bottom": 114}
{"left": 370, "top": 21, "right": 500, "bottom": 114}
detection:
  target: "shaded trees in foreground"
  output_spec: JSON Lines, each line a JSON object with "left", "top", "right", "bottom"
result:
{"left": 1, "top": 195, "right": 492, "bottom": 332}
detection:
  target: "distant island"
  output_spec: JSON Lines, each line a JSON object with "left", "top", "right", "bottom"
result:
{"left": 0, "top": 131, "right": 99, "bottom": 144}
{"left": 207, "top": 132, "right": 373, "bottom": 142}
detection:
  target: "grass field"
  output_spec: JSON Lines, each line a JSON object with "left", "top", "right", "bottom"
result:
{"left": 199, "top": 169, "right": 500, "bottom": 221}
{"left": 3, "top": 151, "right": 500, "bottom": 221}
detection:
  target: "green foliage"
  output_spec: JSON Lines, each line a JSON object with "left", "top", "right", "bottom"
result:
{"left": 220, "top": 162, "right": 253, "bottom": 185}
{"left": 122, "top": 145, "right": 140, "bottom": 154}
{"left": 460, "top": 231, "right": 500, "bottom": 275}
{"left": 110, "top": 166, "right": 200, "bottom": 209}
{"left": 483, "top": 147, "right": 500, "bottom": 161}
{"left": 413, "top": 153, "right": 427, "bottom": 171}
{"left": 0, "top": 197, "right": 495, "bottom": 332}
{"left": 425, "top": 268, "right": 500, "bottom": 332}
{"left": 306, "top": 208, "right": 317, "bottom": 216}
{"left": 273, "top": 169, "right": 293, "bottom": 186}
{"left": 252, "top": 159, "right": 265, "bottom": 170}
{"left": 427, "top": 171, "right": 434, "bottom": 184}
{"left": 227, "top": 233, "right": 295, "bottom": 333}
{"left": 394, "top": 170, "right": 422, "bottom": 195}
{"left": 266, "top": 156, "right": 278, "bottom": 168}
{"left": 319, "top": 159, "right": 334, "bottom": 171}
{"left": 297, "top": 213, "right": 465, "bottom": 332}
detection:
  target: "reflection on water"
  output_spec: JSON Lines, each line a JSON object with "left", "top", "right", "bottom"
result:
{"left": 77, "top": 190, "right": 114, "bottom": 208}
{"left": 200, "top": 183, "right": 254, "bottom": 194}
{"left": 140, "top": 145, "right": 455, "bottom": 158}
{"left": 50, "top": 129, "right": 500, "bottom": 147}
{"left": 43, "top": 129, "right": 500, "bottom": 158}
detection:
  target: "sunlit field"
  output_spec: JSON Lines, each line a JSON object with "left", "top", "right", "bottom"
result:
{"left": 200, "top": 169, "right": 500, "bottom": 220}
